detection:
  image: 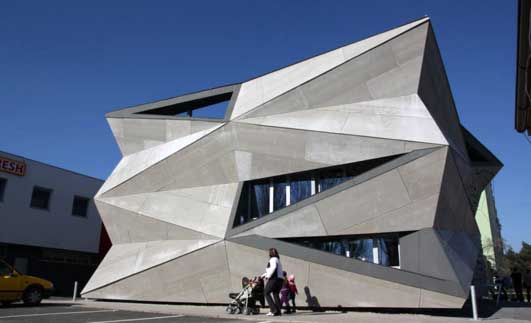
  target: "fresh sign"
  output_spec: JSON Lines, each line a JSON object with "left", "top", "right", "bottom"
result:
{"left": 0, "top": 157, "right": 26, "bottom": 176}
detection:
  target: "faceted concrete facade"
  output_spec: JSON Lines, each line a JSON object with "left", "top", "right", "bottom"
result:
{"left": 82, "top": 18, "right": 502, "bottom": 308}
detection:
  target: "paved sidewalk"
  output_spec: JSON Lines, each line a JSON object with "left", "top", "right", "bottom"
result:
{"left": 48, "top": 298, "right": 531, "bottom": 323}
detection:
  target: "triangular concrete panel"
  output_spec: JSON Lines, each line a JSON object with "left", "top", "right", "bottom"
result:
{"left": 237, "top": 94, "right": 447, "bottom": 145}
{"left": 234, "top": 204, "right": 327, "bottom": 239}
{"left": 433, "top": 150, "right": 477, "bottom": 235}
{"left": 336, "top": 147, "right": 449, "bottom": 234}
{"left": 108, "top": 117, "right": 224, "bottom": 156}
{"left": 400, "top": 229, "right": 463, "bottom": 290}
{"left": 338, "top": 193, "right": 439, "bottom": 235}
{"left": 450, "top": 146, "right": 501, "bottom": 213}
{"left": 417, "top": 25, "right": 468, "bottom": 157}
{"left": 238, "top": 23, "right": 429, "bottom": 120}
{"left": 98, "top": 124, "right": 223, "bottom": 197}
{"left": 98, "top": 184, "right": 238, "bottom": 238}
{"left": 95, "top": 200, "right": 218, "bottom": 244}
{"left": 230, "top": 18, "right": 429, "bottom": 120}
{"left": 82, "top": 242, "right": 230, "bottom": 304}
{"left": 143, "top": 186, "right": 236, "bottom": 238}
{"left": 81, "top": 239, "right": 218, "bottom": 294}
{"left": 435, "top": 231, "right": 478, "bottom": 293}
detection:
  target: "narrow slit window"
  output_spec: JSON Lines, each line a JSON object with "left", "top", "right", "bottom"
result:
{"left": 137, "top": 92, "right": 232, "bottom": 119}
{"left": 232, "top": 154, "right": 403, "bottom": 227}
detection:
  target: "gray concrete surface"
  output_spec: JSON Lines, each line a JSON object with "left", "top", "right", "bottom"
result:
{"left": 6, "top": 298, "right": 524, "bottom": 323}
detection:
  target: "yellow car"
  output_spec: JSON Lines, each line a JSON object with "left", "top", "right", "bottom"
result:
{"left": 0, "top": 259, "right": 54, "bottom": 306}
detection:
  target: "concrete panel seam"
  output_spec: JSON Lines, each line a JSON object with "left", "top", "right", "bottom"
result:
{"left": 232, "top": 121, "right": 447, "bottom": 148}
{"left": 446, "top": 149, "right": 478, "bottom": 216}
{"left": 314, "top": 204, "right": 329, "bottom": 236}
{"left": 396, "top": 166, "right": 414, "bottom": 203}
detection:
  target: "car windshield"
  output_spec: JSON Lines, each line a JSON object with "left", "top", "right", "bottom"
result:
{"left": 0, "top": 260, "right": 13, "bottom": 276}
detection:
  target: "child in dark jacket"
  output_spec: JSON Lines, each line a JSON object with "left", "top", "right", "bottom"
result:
{"left": 287, "top": 274, "right": 298, "bottom": 313}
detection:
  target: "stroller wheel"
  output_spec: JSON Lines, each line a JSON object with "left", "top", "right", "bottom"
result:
{"left": 226, "top": 306, "right": 237, "bottom": 314}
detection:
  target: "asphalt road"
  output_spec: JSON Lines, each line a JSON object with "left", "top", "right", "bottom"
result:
{"left": 0, "top": 304, "right": 249, "bottom": 323}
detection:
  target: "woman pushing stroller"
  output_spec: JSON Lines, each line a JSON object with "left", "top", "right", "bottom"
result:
{"left": 261, "top": 248, "right": 298, "bottom": 316}
{"left": 261, "top": 248, "right": 284, "bottom": 316}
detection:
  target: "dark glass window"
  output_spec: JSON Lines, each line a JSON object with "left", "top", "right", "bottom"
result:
{"left": 30, "top": 186, "right": 52, "bottom": 210}
{"left": 251, "top": 181, "right": 270, "bottom": 218}
{"left": 318, "top": 168, "right": 347, "bottom": 192}
{"left": 350, "top": 238, "right": 374, "bottom": 262}
{"left": 273, "top": 181, "right": 286, "bottom": 210}
{"left": 377, "top": 237, "right": 400, "bottom": 267}
{"left": 0, "top": 177, "right": 6, "bottom": 202}
{"left": 234, "top": 181, "right": 269, "bottom": 226}
{"left": 282, "top": 234, "right": 401, "bottom": 267}
{"left": 72, "top": 196, "right": 90, "bottom": 218}
{"left": 290, "top": 175, "right": 312, "bottom": 204}
{"left": 137, "top": 92, "right": 232, "bottom": 120}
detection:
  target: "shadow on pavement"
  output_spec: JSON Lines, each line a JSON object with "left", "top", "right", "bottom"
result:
{"left": 332, "top": 299, "right": 531, "bottom": 319}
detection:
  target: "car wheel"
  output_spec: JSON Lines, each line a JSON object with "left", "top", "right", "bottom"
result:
{"left": 23, "top": 286, "right": 43, "bottom": 305}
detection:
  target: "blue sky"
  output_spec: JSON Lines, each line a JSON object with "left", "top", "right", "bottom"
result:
{"left": 1, "top": 1, "right": 528, "bottom": 250}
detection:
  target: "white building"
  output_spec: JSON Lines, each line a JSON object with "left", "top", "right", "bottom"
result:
{"left": 0, "top": 150, "right": 104, "bottom": 295}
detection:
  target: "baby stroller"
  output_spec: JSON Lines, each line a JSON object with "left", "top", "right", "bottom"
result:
{"left": 226, "top": 276, "right": 265, "bottom": 315}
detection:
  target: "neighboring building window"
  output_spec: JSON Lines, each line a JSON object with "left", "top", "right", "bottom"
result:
{"left": 72, "top": 196, "right": 90, "bottom": 218}
{"left": 0, "top": 177, "right": 6, "bottom": 202}
{"left": 30, "top": 186, "right": 52, "bottom": 210}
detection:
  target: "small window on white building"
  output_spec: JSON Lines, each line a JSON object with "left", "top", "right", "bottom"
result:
{"left": 0, "top": 177, "right": 6, "bottom": 202}
{"left": 30, "top": 186, "right": 52, "bottom": 210}
{"left": 72, "top": 196, "right": 90, "bottom": 218}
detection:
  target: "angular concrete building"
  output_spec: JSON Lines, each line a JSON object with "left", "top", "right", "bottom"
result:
{"left": 82, "top": 17, "right": 502, "bottom": 308}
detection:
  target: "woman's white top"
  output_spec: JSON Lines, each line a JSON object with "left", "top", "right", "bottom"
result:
{"left": 264, "top": 256, "right": 283, "bottom": 279}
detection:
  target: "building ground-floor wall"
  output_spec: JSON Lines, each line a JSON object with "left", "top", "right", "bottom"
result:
{"left": 0, "top": 242, "right": 101, "bottom": 296}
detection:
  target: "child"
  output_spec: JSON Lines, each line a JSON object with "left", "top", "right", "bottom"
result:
{"left": 279, "top": 271, "right": 291, "bottom": 314}
{"left": 287, "top": 274, "right": 298, "bottom": 313}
